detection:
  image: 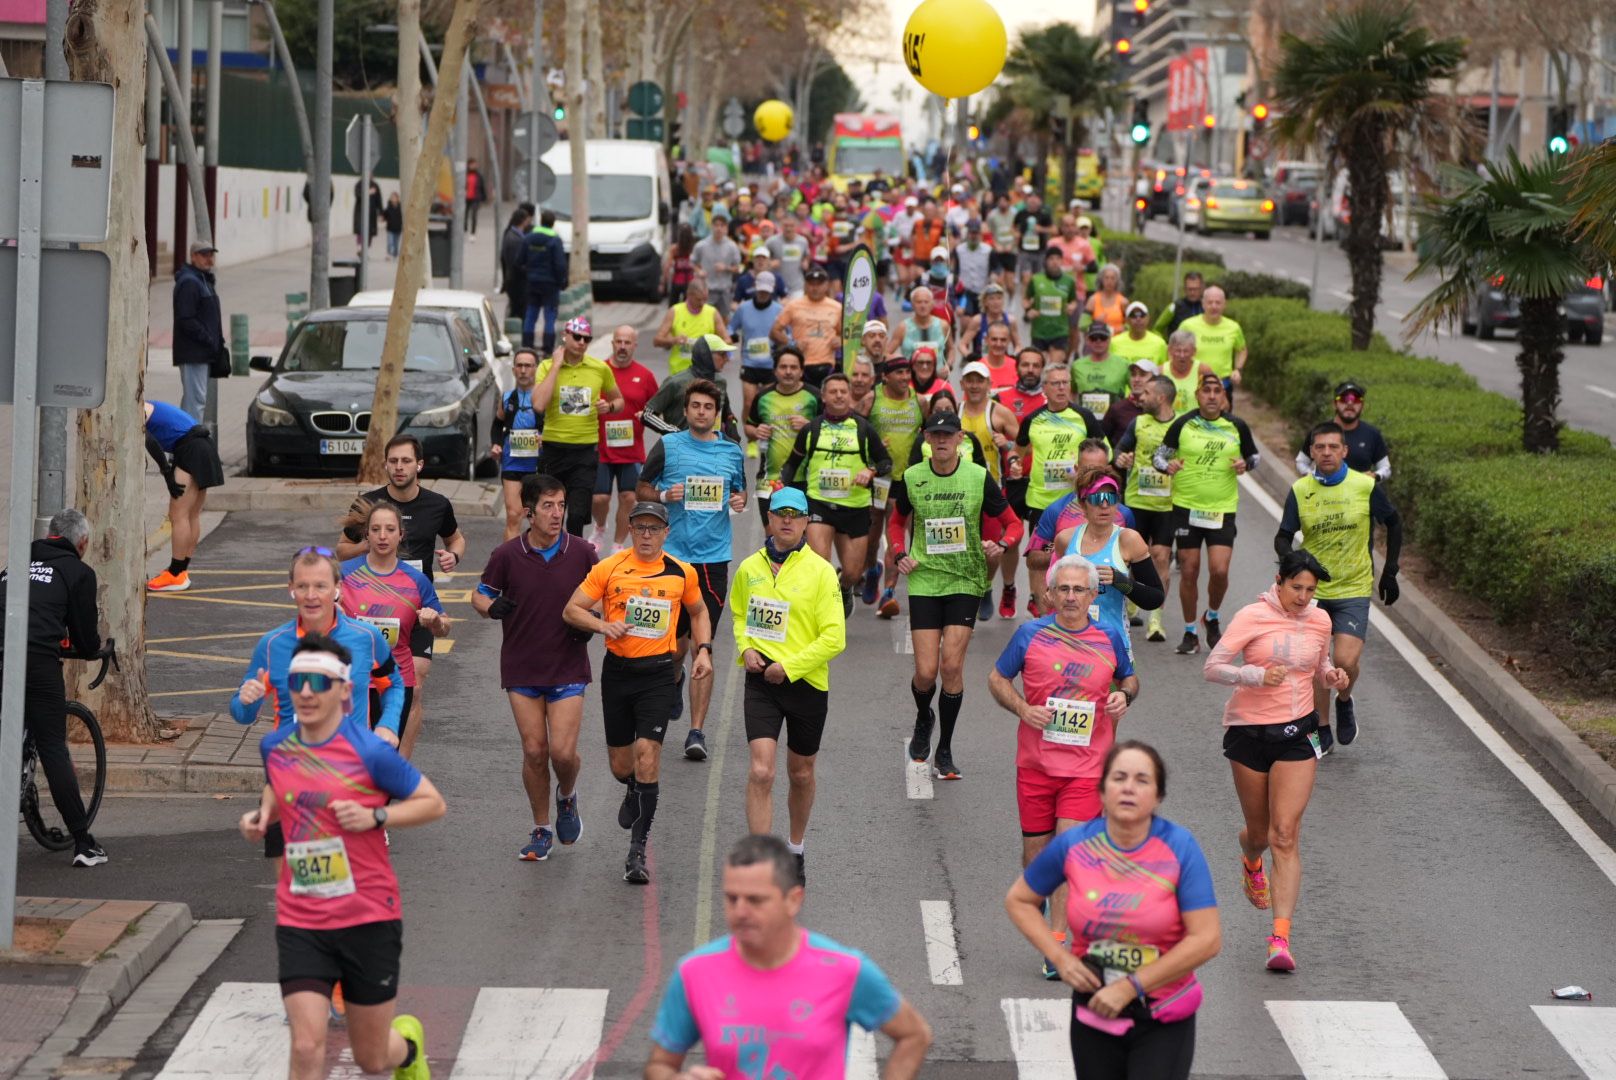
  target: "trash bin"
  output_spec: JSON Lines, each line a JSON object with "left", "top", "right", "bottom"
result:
{"left": 329, "top": 258, "right": 361, "bottom": 307}
{"left": 428, "top": 215, "right": 452, "bottom": 279}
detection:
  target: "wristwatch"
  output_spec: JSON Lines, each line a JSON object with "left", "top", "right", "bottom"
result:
{"left": 373, "top": 806, "right": 389, "bottom": 829}
{"left": 696, "top": 643, "right": 713, "bottom": 654}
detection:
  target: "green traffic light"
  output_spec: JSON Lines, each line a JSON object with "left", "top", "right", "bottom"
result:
{"left": 1130, "top": 123, "right": 1151, "bottom": 144}
{"left": 1548, "top": 135, "right": 1569, "bottom": 154}
{"left": 553, "top": 105, "right": 566, "bottom": 121}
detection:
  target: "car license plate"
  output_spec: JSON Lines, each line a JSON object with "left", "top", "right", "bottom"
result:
{"left": 319, "top": 438, "right": 364, "bottom": 455}
{"left": 590, "top": 270, "right": 612, "bottom": 282}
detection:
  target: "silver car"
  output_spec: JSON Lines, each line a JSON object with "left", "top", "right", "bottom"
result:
{"left": 1463, "top": 274, "right": 1606, "bottom": 346}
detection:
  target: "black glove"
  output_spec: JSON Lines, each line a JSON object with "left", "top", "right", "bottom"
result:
{"left": 1378, "top": 568, "right": 1400, "bottom": 606}
{"left": 488, "top": 596, "right": 518, "bottom": 620}
{"left": 165, "top": 475, "right": 186, "bottom": 500}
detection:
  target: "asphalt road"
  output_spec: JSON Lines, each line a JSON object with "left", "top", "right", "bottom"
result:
{"left": 14, "top": 296, "right": 1616, "bottom": 1079}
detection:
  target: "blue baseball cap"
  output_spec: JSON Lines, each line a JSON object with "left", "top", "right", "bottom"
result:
{"left": 767, "top": 487, "right": 809, "bottom": 515}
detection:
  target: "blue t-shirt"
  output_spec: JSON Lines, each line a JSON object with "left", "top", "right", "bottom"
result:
{"left": 644, "top": 430, "right": 747, "bottom": 564}
{"left": 500, "top": 388, "right": 542, "bottom": 474}
{"left": 730, "top": 300, "right": 784, "bottom": 369}
{"left": 147, "top": 400, "right": 197, "bottom": 451}
{"left": 230, "top": 613, "right": 404, "bottom": 734}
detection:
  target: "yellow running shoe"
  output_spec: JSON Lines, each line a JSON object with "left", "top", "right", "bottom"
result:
{"left": 392, "top": 1014, "right": 429, "bottom": 1080}
{"left": 1241, "top": 856, "right": 1271, "bottom": 910}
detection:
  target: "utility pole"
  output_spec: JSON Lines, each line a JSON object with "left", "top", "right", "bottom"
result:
{"left": 204, "top": 0, "right": 222, "bottom": 430}
{"left": 174, "top": 0, "right": 192, "bottom": 275}
{"left": 565, "top": 0, "right": 590, "bottom": 284}
{"left": 309, "top": 0, "right": 333, "bottom": 309}
{"left": 256, "top": 1, "right": 317, "bottom": 301}
{"left": 450, "top": 58, "right": 468, "bottom": 288}
{"left": 35, "top": 0, "right": 68, "bottom": 533}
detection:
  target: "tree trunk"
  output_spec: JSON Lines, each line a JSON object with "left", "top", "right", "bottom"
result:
{"left": 586, "top": 11, "right": 606, "bottom": 137}
{"left": 566, "top": 0, "right": 591, "bottom": 286}
{"left": 396, "top": 0, "right": 426, "bottom": 292}
{"left": 1058, "top": 121, "right": 1079, "bottom": 210}
{"left": 637, "top": 3, "right": 655, "bottom": 84}
{"left": 63, "top": 0, "right": 159, "bottom": 741}
{"left": 1516, "top": 295, "right": 1563, "bottom": 452}
{"left": 1342, "top": 133, "right": 1386, "bottom": 351}
{"left": 359, "top": 0, "right": 482, "bottom": 484}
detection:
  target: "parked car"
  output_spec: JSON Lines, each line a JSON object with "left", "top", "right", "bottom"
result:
{"left": 1274, "top": 171, "right": 1320, "bottom": 227}
{"left": 246, "top": 307, "right": 498, "bottom": 479}
{"left": 1173, "top": 176, "right": 1213, "bottom": 230}
{"left": 1462, "top": 273, "right": 1607, "bottom": 346}
{"left": 1321, "top": 171, "right": 1415, "bottom": 247}
{"left": 1196, "top": 178, "right": 1275, "bottom": 239}
{"left": 349, "top": 288, "right": 514, "bottom": 395}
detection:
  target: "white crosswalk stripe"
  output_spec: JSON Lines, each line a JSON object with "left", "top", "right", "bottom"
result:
{"left": 1266, "top": 1000, "right": 1446, "bottom": 1079}
{"left": 449, "top": 987, "right": 609, "bottom": 1079}
{"left": 156, "top": 982, "right": 288, "bottom": 1080}
{"left": 1532, "top": 1006, "right": 1616, "bottom": 1079}
{"left": 847, "top": 1025, "right": 879, "bottom": 1079}
{"left": 1000, "top": 998, "right": 1075, "bottom": 1079}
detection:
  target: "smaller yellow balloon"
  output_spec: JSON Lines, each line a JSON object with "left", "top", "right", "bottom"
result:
{"left": 754, "top": 100, "right": 794, "bottom": 143}
{"left": 902, "top": 0, "right": 1007, "bottom": 100}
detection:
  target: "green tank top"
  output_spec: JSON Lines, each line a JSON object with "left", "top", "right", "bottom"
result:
{"left": 805, "top": 416, "right": 873, "bottom": 508}
{"left": 905, "top": 458, "right": 988, "bottom": 597}
{"left": 1291, "top": 470, "right": 1376, "bottom": 599}
{"left": 1026, "top": 407, "right": 1090, "bottom": 510}
{"left": 1169, "top": 414, "right": 1243, "bottom": 514}
{"left": 868, "top": 389, "right": 923, "bottom": 481}
{"left": 1123, "top": 412, "right": 1175, "bottom": 513}
{"left": 755, "top": 388, "right": 819, "bottom": 482}
{"left": 1070, "top": 353, "right": 1133, "bottom": 417}
{"left": 1166, "top": 366, "right": 1200, "bottom": 413}
{"left": 669, "top": 304, "right": 718, "bottom": 376}
{"left": 1027, "top": 274, "right": 1074, "bottom": 341}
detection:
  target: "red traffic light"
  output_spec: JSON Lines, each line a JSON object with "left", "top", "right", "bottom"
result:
{"left": 1202, "top": 113, "right": 1216, "bottom": 128}
{"left": 1116, "top": 37, "right": 1132, "bottom": 54}
{"left": 1252, "top": 103, "right": 1270, "bottom": 121}
{"left": 1133, "top": 0, "right": 1149, "bottom": 10}
{"left": 1134, "top": 197, "right": 1148, "bottom": 210}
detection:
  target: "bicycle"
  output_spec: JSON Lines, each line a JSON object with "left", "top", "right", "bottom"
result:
{"left": 19, "top": 639, "right": 115, "bottom": 852}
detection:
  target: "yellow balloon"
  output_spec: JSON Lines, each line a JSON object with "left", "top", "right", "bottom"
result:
{"left": 902, "top": 0, "right": 1007, "bottom": 99}
{"left": 753, "top": 100, "right": 794, "bottom": 143}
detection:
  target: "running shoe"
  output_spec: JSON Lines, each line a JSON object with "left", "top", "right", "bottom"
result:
{"left": 977, "top": 590, "right": 994, "bottom": 622}
{"left": 1202, "top": 613, "right": 1223, "bottom": 648}
{"left": 860, "top": 565, "right": 882, "bottom": 606}
{"left": 908, "top": 710, "right": 935, "bottom": 763}
{"left": 624, "top": 843, "right": 651, "bottom": 884}
{"left": 842, "top": 586, "right": 854, "bottom": 619}
{"left": 746, "top": 442, "right": 760, "bottom": 459}
{"left": 518, "top": 826, "right": 553, "bottom": 861}
{"left": 1129, "top": 614, "right": 1144, "bottom": 627}
{"left": 1265, "top": 935, "right": 1296, "bottom": 972}
{"left": 877, "top": 588, "right": 900, "bottom": 619}
{"left": 671, "top": 672, "right": 685, "bottom": 721}
{"left": 1241, "top": 857, "right": 1271, "bottom": 909}
{"left": 555, "top": 794, "right": 582, "bottom": 845}
{"left": 330, "top": 981, "right": 346, "bottom": 1020}
{"left": 1146, "top": 612, "right": 1166, "bottom": 642}
{"left": 145, "top": 569, "right": 190, "bottom": 593}
{"left": 683, "top": 729, "right": 708, "bottom": 761}
{"left": 794, "top": 852, "right": 806, "bottom": 886}
{"left": 391, "top": 1015, "right": 428, "bottom": 1080}
{"left": 1336, "top": 696, "right": 1358, "bottom": 746}
{"left": 1175, "top": 631, "right": 1200, "bottom": 655}
{"left": 1318, "top": 723, "right": 1335, "bottom": 756}
{"left": 1027, "top": 596, "right": 1043, "bottom": 618}
{"left": 71, "top": 838, "right": 108, "bottom": 867}
{"left": 618, "top": 781, "right": 639, "bottom": 829}
{"left": 932, "top": 750, "right": 961, "bottom": 780}
{"left": 998, "top": 584, "right": 1018, "bottom": 620}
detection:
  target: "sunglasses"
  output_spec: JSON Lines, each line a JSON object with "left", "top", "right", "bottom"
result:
{"left": 1335, "top": 393, "right": 1363, "bottom": 404}
{"left": 770, "top": 509, "right": 806, "bottom": 520}
{"left": 570, "top": 332, "right": 592, "bottom": 343}
{"left": 1083, "top": 490, "right": 1120, "bottom": 507}
{"left": 288, "top": 672, "right": 340, "bottom": 693}
{"left": 296, "top": 546, "right": 334, "bottom": 557}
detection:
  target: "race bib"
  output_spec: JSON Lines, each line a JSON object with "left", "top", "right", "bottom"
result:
{"left": 745, "top": 595, "right": 790, "bottom": 643}
{"left": 604, "top": 419, "right": 635, "bottom": 448}
{"left": 1022, "top": 230, "right": 1041, "bottom": 251}
{"left": 508, "top": 428, "right": 540, "bottom": 458}
{"left": 923, "top": 516, "right": 968, "bottom": 555}
{"left": 683, "top": 476, "right": 725, "bottom": 513}
{"left": 402, "top": 559, "right": 424, "bottom": 574}
{"left": 1042, "top": 459, "right": 1075, "bottom": 490}
{"left": 1087, "top": 939, "right": 1160, "bottom": 984}
{"left": 1081, "top": 391, "right": 1111, "bottom": 416}
{"left": 782, "top": 242, "right": 804, "bottom": 262}
{"left": 285, "top": 835, "right": 356, "bottom": 899}
{"left": 559, "top": 384, "right": 593, "bottom": 416}
{"left": 818, "top": 469, "right": 852, "bottom": 496}
{"left": 1187, "top": 508, "right": 1224, "bottom": 529}
{"left": 1042, "top": 697, "right": 1096, "bottom": 746}
{"left": 1038, "top": 293, "right": 1063, "bottom": 317}
{"left": 1137, "top": 468, "right": 1171, "bottom": 498}
{"left": 357, "top": 615, "right": 401, "bottom": 648}
{"left": 871, "top": 476, "right": 892, "bottom": 510}
{"left": 624, "top": 595, "right": 673, "bottom": 638}
{"left": 745, "top": 337, "right": 771, "bottom": 360}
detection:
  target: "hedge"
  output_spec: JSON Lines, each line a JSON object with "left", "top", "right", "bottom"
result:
{"left": 1127, "top": 265, "right": 1314, "bottom": 327}
{"left": 1130, "top": 262, "right": 1222, "bottom": 318}
{"left": 1096, "top": 230, "right": 1223, "bottom": 292}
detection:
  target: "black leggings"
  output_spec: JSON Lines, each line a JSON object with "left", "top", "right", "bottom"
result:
{"left": 536, "top": 442, "right": 600, "bottom": 536}
{"left": 11, "top": 661, "right": 90, "bottom": 839}
{"left": 1069, "top": 1003, "right": 1195, "bottom": 1080}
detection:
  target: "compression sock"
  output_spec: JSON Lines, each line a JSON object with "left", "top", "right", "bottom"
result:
{"left": 911, "top": 680, "right": 937, "bottom": 721}
{"left": 168, "top": 557, "right": 190, "bottom": 576}
{"left": 631, "top": 782, "right": 660, "bottom": 845}
{"left": 937, "top": 690, "right": 964, "bottom": 755}
{"left": 1272, "top": 917, "right": 1292, "bottom": 940}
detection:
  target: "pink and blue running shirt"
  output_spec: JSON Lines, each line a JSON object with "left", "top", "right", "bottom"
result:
{"left": 650, "top": 930, "right": 901, "bottom": 1079}
{"left": 1027, "top": 491, "right": 1135, "bottom": 552}
{"left": 996, "top": 615, "right": 1133, "bottom": 779}
{"left": 262, "top": 716, "right": 421, "bottom": 930}
{"left": 338, "top": 557, "right": 443, "bottom": 687}
{"left": 1024, "top": 816, "right": 1216, "bottom": 1019}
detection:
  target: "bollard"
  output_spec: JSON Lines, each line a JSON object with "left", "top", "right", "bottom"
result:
{"left": 231, "top": 312, "right": 250, "bottom": 376}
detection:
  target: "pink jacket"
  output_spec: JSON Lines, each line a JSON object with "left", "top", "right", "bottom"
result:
{"left": 1203, "top": 587, "right": 1338, "bottom": 727}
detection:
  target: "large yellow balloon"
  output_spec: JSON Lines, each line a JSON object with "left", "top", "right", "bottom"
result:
{"left": 902, "top": 0, "right": 1007, "bottom": 99}
{"left": 754, "top": 100, "right": 794, "bottom": 143}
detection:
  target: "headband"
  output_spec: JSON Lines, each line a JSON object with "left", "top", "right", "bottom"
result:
{"left": 289, "top": 651, "right": 352, "bottom": 684}
{"left": 1080, "top": 475, "right": 1121, "bottom": 498}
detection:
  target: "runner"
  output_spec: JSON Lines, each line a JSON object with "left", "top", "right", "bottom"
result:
{"left": 862, "top": 356, "right": 924, "bottom": 617}
{"left": 989, "top": 554, "right": 1138, "bottom": 977}
{"left": 654, "top": 277, "right": 728, "bottom": 377}
{"left": 780, "top": 371, "right": 893, "bottom": 617}
{"left": 1114, "top": 374, "right": 1183, "bottom": 643}
{"left": 1081, "top": 265, "right": 1128, "bottom": 346}
{"left": 1204, "top": 549, "right": 1350, "bottom": 972}
{"left": 646, "top": 834, "right": 932, "bottom": 1080}
{"left": 1154, "top": 375, "right": 1258, "bottom": 655}
{"left": 1111, "top": 301, "right": 1169, "bottom": 370}
{"left": 975, "top": 319, "right": 1020, "bottom": 396}
{"left": 1048, "top": 467, "right": 1165, "bottom": 652}
{"left": 473, "top": 474, "right": 596, "bottom": 861}
{"left": 1163, "top": 330, "right": 1216, "bottom": 413}
{"left": 1025, "top": 248, "right": 1080, "bottom": 362}
{"left": 1070, "top": 323, "right": 1132, "bottom": 419}
{"left": 731, "top": 490, "right": 847, "bottom": 882}
{"left": 986, "top": 191, "right": 1019, "bottom": 289}
{"left": 766, "top": 215, "right": 812, "bottom": 299}
{"left": 1010, "top": 365, "right": 1105, "bottom": 618}
{"left": 746, "top": 346, "right": 821, "bottom": 525}
{"left": 1291, "top": 380, "right": 1392, "bottom": 480}
{"left": 894, "top": 286, "right": 952, "bottom": 367}
{"left": 907, "top": 344, "right": 955, "bottom": 409}
{"left": 143, "top": 399, "right": 226, "bottom": 592}
{"left": 1013, "top": 191, "right": 1053, "bottom": 291}
{"left": 958, "top": 360, "right": 1024, "bottom": 620}
{"left": 536, "top": 317, "right": 625, "bottom": 537}
{"left": 952, "top": 218, "right": 994, "bottom": 317}
{"left": 891, "top": 412, "right": 1023, "bottom": 779}
{"left": 691, "top": 213, "right": 741, "bottom": 322}
{"left": 1153, "top": 270, "right": 1205, "bottom": 337}
{"left": 1176, "top": 287, "right": 1246, "bottom": 407}
{"left": 1006, "top": 740, "right": 1220, "bottom": 1078}
{"left": 960, "top": 282, "right": 1019, "bottom": 367}
{"left": 771, "top": 264, "right": 842, "bottom": 388}
{"left": 644, "top": 336, "right": 741, "bottom": 442}
{"left": 1025, "top": 439, "right": 1130, "bottom": 611}
{"left": 588, "top": 327, "right": 659, "bottom": 554}
{"left": 1100, "top": 358, "right": 1159, "bottom": 448}
{"left": 995, "top": 348, "right": 1048, "bottom": 615}
{"left": 339, "top": 502, "right": 450, "bottom": 759}
{"left": 563, "top": 502, "right": 712, "bottom": 884}
{"left": 849, "top": 354, "right": 878, "bottom": 416}
{"left": 637, "top": 379, "right": 748, "bottom": 762}
{"left": 730, "top": 270, "right": 783, "bottom": 455}
{"left": 240, "top": 633, "right": 444, "bottom": 1080}
{"left": 488, "top": 347, "right": 562, "bottom": 540}
{"left": 1275, "top": 421, "right": 1402, "bottom": 750}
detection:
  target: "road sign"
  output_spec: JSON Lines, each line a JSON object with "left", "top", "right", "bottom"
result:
{"left": 0, "top": 248, "right": 110, "bottom": 407}
{"left": 513, "top": 110, "right": 559, "bottom": 163}
{"left": 721, "top": 98, "right": 746, "bottom": 139}
{"left": 485, "top": 82, "right": 522, "bottom": 111}
{"left": 626, "top": 117, "right": 664, "bottom": 142}
{"left": 627, "top": 81, "right": 664, "bottom": 118}
{"left": 0, "top": 80, "right": 112, "bottom": 243}
{"left": 343, "top": 113, "right": 381, "bottom": 175}
{"left": 512, "top": 161, "right": 557, "bottom": 203}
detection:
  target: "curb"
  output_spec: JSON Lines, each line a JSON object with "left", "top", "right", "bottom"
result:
{"left": 16, "top": 902, "right": 192, "bottom": 1080}
{"left": 1247, "top": 432, "right": 1616, "bottom": 832}
{"left": 102, "top": 760, "right": 264, "bottom": 795}
{"left": 205, "top": 476, "right": 503, "bottom": 517}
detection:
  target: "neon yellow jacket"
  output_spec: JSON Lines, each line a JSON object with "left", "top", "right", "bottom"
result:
{"left": 729, "top": 544, "right": 847, "bottom": 691}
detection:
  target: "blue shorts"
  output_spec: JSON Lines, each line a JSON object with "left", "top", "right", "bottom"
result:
{"left": 1317, "top": 596, "right": 1371, "bottom": 640}
{"left": 509, "top": 683, "right": 588, "bottom": 703}
{"left": 595, "top": 460, "right": 641, "bottom": 495}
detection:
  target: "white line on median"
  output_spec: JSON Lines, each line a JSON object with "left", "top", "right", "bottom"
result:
{"left": 1000, "top": 998, "right": 1075, "bottom": 1079}
{"left": 920, "top": 900, "right": 964, "bottom": 985}
{"left": 905, "top": 740, "right": 934, "bottom": 800}
{"left": 1329, "top": 288, "right": 1351, "bottom": 301}
{"left": 891, "top": 614, "right": 913, "bottom": 654}
{"left": 1476, "top": 342, "right": 1498, "bottom": 353}
{"left": 1585, "top": 384, "right": 1616, "bottom": 400}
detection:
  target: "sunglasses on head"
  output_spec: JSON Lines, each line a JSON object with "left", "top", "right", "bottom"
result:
{"left": 1083, "top": 490, "right": 1119, "bottom": 507}
{"left": 297, "top": 546, "right": 334, "bottom": 557}
{"left": 288, "top": 672, "right": 339, "bottom": 693}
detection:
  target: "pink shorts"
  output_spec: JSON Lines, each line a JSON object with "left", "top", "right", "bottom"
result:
{"left": 1016, "top": 767, "right": 1099, "bottom": 835}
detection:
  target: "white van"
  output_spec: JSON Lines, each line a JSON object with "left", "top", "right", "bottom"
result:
{"left": 1321, "top": 171, "right": 1414, "bottom": 247}
{"left": 539, "top": 140, "right": 671, "bottom": 300}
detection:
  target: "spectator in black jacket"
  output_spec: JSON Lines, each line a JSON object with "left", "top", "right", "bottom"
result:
{"left": 0, "top": 508, "right": 107, "bottom": 866}
{"left": 1155, "top": 270, "right": 1205, "bottom": 337}
{"left": 500, "top": 206, "right": 533, "bottom": 324}
{"left": 172, "top": 242, "right": 224, "bottom": 421}
{"left": 522, "top": 209, "right": 569, "bottom": 352}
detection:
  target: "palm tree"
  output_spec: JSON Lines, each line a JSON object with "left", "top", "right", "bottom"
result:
{"left": 1002, "top": 24, "right": 1124, "bottom": 209}
{"left": 1269, "top": 2, "right": 1466, "bottom": 350}
{"left": 1568, "top": 138, "right": 1616, "bottom": 258}
{"left": 1406, "top": 150, "right": 1601, "bottom": 453}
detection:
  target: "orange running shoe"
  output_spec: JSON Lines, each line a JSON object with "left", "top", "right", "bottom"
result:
{"left": 146, "top": 569, "right": 191, "bottom": 592}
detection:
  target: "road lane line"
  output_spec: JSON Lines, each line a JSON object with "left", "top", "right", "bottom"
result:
{"left": 1531, "top": 1005, "right": 1616, "bottom": 1078}
{"left": 1267, "top": 1000, "right": 1446, "bottom": 1079}
{"left": 905, "top": 741, "right": 934, "bottom": 800}
{"left": 148, "top": 649, "right": 252, "bottom": 665}
{"left": 149, "top": 687, "right": 239, "bottom": 698}
{"left": 1476, "top": 342, "right": 1498, "bottom": 353}
{"left": 450, "top": 988, "right": 609, "bottom": 1080}
{"left": 85, "top": 919, "right": 244, "bottom": 1060}
{"left": 1585, "top": 384, "right": 1616, "bottom": 400}
{"left": 1241, "top": 474, "right": 1616, "bottom": 889}
{"left": 847, "top": 1026, "right": 879, "bottom": 1079}
{"left": 148, "top": 631, "right": 280, "bottom": 644}
{"left": 1329, "top": 289, "right": 1351, "bottom": 301}
{"left": 892, "top": 615, "right": 913, "bottom": 654}
{"left": 154, "top": 981, "right": 287, "bottom": 1079}
{"left": 920, "top": 900, "right": 963, "bottom": 984}
{"left": 1000, "top": 998, "right": 1075, "bottom": 1079}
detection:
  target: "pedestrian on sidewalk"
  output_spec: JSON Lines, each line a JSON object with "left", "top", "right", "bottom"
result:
{"left": 465, "top": 159, "right": 486, "bottom": 236}
{"left": 383, "top": 194, "right": 403, "bottom": 259}
{"left": 500, "top": 205, "right": 533, "bottom": 325}
{"left": 172, "top": 241, "right": 225, "bottom": 422}
{"left": 143, "top": 399, "right": 225, "bottom": 593}
{"left": 354, "top": 179, "right": 382, "bottom": 252}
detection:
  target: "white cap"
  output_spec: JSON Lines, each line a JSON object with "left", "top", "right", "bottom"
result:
{"left": 863, "top": 319, "right": 889, "bottom": 337}
{"left": 1128, "top": 359, "right": 1162, "bottom": 376}
{"left": 960, "top": 361, "right": 993, "bottom": 380}
{"left": 754, "top": 271, "right": 777, "bottom": 294}
{"left": 905, "top": 195, "right": 919, "bottom": 206}
{"left": 1125, "top": 300, "right": 1149, "bottom": 317}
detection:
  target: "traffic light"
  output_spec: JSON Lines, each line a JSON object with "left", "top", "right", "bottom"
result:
{"left": 1115, "top": 37, "right": 1132, "bottom": 55}
{"left": 1547, "top": 105, "right": 1572, "bottom": 155}
{"left": 1202, "top": 113, "right": 1216, "bottom": 129}
{"left": 553, "top": 103, "right": 566, "bottom": 122}
{"left": 1130, "top": 99, "right": 1150, "bottom": 144}
{"left": 1251, "top": 102, "right": 1269, "bottom": 133}
{"left": 967, "top": 124, "right": 981, "bottom": 141}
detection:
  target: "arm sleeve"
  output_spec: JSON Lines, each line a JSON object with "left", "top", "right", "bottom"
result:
{"left": 1372, "top": 486, "right": 1403, "bottom": 568}
{"left": 640, "top": 441, "right": 667, "bottom": 486}
{"left": 1115, "top": 418, "right": 1138, "bottom": 455}
{"left": 778, "top": 566, "right": 848, "bottom": 681}
{"left": 145, "top": 432, "right": 173, "bottom": 475}
{"left": 1023, "top": 829, "right": 1080, "bottom": 896}
{"left": 1123, "top": 555, "right": 1164, "bottom": 612}
{"left": 1275, "top": 491, "right": 1301, "bottom": 557}
{"left": 1233, "top": 417, "right": 1260, "bottom": 469}
{"left": 371, "top": 636, "right": 405, "bottom": 736}
{"left": 780, "top": 420, "right": 814, "bottom": 489}
{"left": 886, "top": 507, "right": 911, "bottom": 555}
{"left": 1371, "top": 429, "right": 1392, "bottom": 480}
{"left": 1152, "top": 412, "right": 1191, "bottom": 471}
{"left": 848, "top": 955, "right": 903, "bottom": 1030}
{"left": 647, "top": 968, "right": 700, "bottom": 1053}
{"left": 1294, "top": 448, "right": 1312, "bottom": 476}
{"left": 230, "top": 635, "right": 272, "bottom": 725}
{"left": 1015, "top": 412, "right": 1035, "bottom": 449}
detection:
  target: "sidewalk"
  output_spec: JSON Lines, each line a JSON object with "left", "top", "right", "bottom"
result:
{"left": 74, "top": 713, "right": 273, "bottom": 795}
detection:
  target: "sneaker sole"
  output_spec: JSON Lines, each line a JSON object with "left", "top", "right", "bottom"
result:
{"left": 1266, "top": 955, "right": 1296, "bottom": 972}
{"left": 684, "top": 744, "right": 708, "bottom": 761}
{"left": 624, "top": 869, "right": 650, "bottom": 884}
{"left": 72, "top": 855, "right": 108, "bottom": 867}
{"left": 933, "top": 769, "right": 961, "bottom": 780}
{"left": 147, "top": 582, "right": 190, "bottom": 592}
{"left": 518, "top": 850, "right": 550, "bottom": 861}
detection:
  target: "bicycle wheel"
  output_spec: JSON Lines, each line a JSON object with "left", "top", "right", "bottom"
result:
{"left": 22, "top": 701, "right": 106, "bottom": 852}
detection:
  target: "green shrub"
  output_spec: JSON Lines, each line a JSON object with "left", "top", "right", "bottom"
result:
{"left": 1096, "top": 231, "right": 1223, "bottom": 292}
{"left": 1220, "top": 270, "right": 1311, "bottom": 303}
{"left": 1130, "top": 262, "right": 1222, "bottom": 318}
{"left": 1226, "top": 298, "right": 1313, "bottom": 343}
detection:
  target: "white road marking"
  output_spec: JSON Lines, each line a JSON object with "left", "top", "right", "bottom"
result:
{"left": 1330, "top": 289, "right": 1351, "bottom": 301}
{"left": 1584, "top": 384, "right": 1616, "bottom": 400}
{"left": 155, "top": 982, "right": 287, "bottom": 1080}
{"left": 85, "top": 919, "right": 244, "bottom": 1059}
{"left": 905, "top": 740, "right": 934, "bottom": 800}
{"left": 449, "top": 987, "right": 610, "bottom": 1080}
{"left": 1387, "top": 308, "right": 1407, "bottom": 319}
{"left": 920, "top": 900, "right": 964, "bottom": 985}
{"left": 1532, "top": 1005, "right": 1616, "bottom": 1078}
{"left": 847, "top": 1026, "right": 880, "bottom": 1079}
{"left": 1267, "top": 1000, "right": 1446, "bottom": 1079}
{"left": 1241, "top": 475, "right": 1616, "bottom": 889}
{"left": 892, "top": 614, "right": 913, "bottom": 653}
{"left": 1000, "top": 998, "right": 1075, "bottom": 1079}
{"left": 1476, "top": 342, "right": 1498, "bottom": 353}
